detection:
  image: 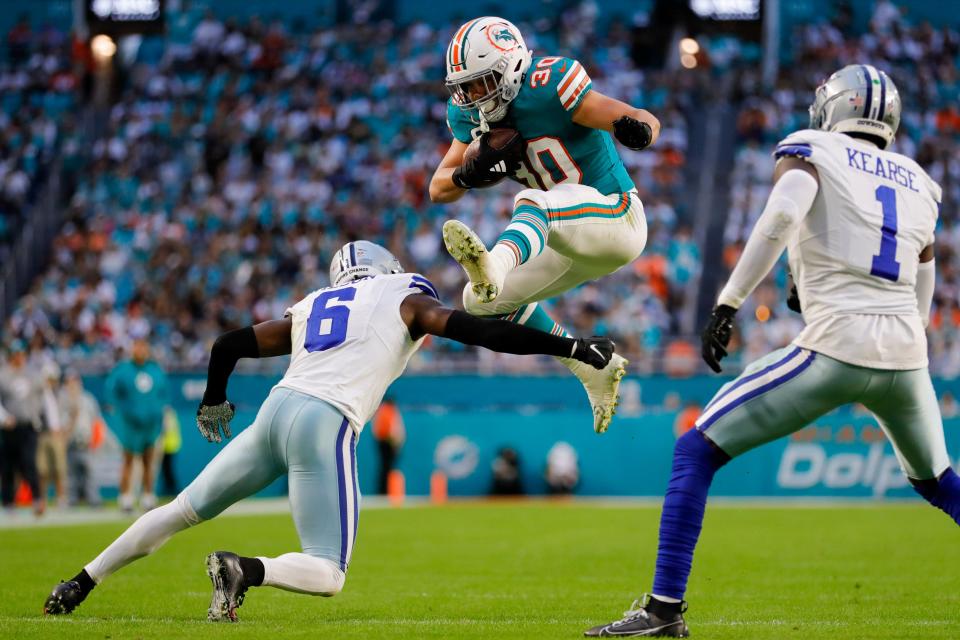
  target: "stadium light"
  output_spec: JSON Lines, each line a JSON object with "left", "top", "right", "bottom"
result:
{"left": 680, "top": 54, "right": 698, "bottom": 69}
{"left": 679, "top": 37, "right": 700, "bottom": 56}
{"left": 91, "top": 34, "right": 117, "bottom": 60}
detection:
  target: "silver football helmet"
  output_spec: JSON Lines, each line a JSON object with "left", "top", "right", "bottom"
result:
{"left": 809, "top": 64, "right": 901, "bottom": 149}
{"left": 329, "top": 241, "right": 403, "bottom": 286}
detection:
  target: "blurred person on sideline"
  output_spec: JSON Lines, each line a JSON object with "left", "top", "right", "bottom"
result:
{"left": 545, "top": 441, "right": 579, "bottom": 495}
{"left": 0, "top": 341, "right": 44, "bottom": 515}
{"left": 371, "top": 397, "right": 405, "bottom": 494}
{"left": 60, "top": 370, "right": 104, "bottom": 506}
{"left": 36, "top": 362, "right": 68, "bottom": 508}
{"left": 490, "top": 447, "right": 524, "bottom": 495}
{"left": 105, "top": 339, "right": 169, "bottom": 512}
{"left": 160, "top": 407, "right": 182, "bottom": 497}
{"left": 673, "top": 400, "right": 702, "bottom": 438}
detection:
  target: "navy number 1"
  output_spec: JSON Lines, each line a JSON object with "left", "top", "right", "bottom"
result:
{"left": 305, "top": 287, "right": 357, "bottom": 352}
{"left": 870, "top": 185, "right": 901, "bottom": 282}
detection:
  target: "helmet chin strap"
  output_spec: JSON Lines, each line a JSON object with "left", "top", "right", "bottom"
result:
{"left": 479, "top": 97, "right": 507, "bottom": 125}
{"left": 478, "top": 107, "right": 493, "bottom": 130}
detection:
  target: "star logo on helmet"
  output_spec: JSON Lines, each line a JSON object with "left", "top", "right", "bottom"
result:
{"left": 486, "top": 23, "right": 519, "bottom": 51}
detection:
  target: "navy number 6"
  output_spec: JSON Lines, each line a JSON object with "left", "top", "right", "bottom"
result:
{"left": 305, "top": 287, "right": 357, "bottom": 352}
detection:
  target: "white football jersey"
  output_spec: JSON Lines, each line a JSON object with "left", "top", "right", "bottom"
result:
{"left": 275, "top": 273, "right": 439, "bottom": 432}
{"left": 775, "top": 129, "right": 941, "bottom": 369}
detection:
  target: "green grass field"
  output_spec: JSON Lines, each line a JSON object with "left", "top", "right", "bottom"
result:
{"left": 1, "top": 501, "right": 957, "bottom": 639}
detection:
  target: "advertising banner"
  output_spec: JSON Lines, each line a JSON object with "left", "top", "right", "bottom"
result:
{"left": 84, "top": 374, "right": 960, "bottom": 499}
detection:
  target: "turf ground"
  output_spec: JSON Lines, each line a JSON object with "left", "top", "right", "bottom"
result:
{"left": 1, "top": 501, "right": 957, "bottom": 639}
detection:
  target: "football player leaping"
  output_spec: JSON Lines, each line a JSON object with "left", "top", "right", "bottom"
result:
{"left": 584, "top": 66, "right": 960, "bottom": 638}
{"left": 430, "top": 17, "right": 661, "bottom": 433}
{"left": 42, "top": 241, "right": 615, "bottom": 621}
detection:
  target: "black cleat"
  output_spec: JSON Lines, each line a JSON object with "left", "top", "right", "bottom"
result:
{"left": 43, "top": 581, "right": 86, "bottom": 615}
{"left": 584, "top": 595, "right": 690, "bottom": 637}
{"left": 206, "top": 551, "right": 248, "bottom": 622}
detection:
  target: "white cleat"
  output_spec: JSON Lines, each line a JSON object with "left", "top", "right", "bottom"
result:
{"left": 564, "top": 353, "right": 628, "bottom": 434}
{"left": 442, "top": 219, "right": 504, "bottom": 303}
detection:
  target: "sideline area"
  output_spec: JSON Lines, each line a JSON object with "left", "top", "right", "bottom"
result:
{"left": 0, "top": 494, "right": 929, "bottom": 530}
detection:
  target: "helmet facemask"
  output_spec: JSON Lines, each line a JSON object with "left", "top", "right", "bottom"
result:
{"left": 446, "top": 69, "right": 506, "bottom": 119}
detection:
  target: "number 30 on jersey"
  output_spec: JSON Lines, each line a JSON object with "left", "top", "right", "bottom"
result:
{"left": 515, "top": 136, "right": 583, "bottom": 190}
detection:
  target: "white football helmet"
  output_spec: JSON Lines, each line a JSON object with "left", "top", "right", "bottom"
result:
{"left": 329, "top": 241, "right": 403, "bottom": 287}
{"left": 809, "top": 64, "right": 901, "bottom": 149}
{"left": 445, "top": 17, "right": 532, "bottom": 123}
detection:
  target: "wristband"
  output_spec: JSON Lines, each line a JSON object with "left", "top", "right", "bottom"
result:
{"left": 452, "top": 166, "right": 471, "bottom": 190}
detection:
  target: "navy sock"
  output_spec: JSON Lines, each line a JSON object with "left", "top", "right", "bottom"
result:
{"left": 911, "top": 468, "right": 960, "bottom": 525}
{"left": 652, "top": 429, "right": 730, "bottom": 600}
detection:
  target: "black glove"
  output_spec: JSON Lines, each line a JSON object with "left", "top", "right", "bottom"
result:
{"left": 612, "top": 116, "right": 653, "bottom": 151}
{"left": 572, "top": 336, "right": 616, "bottom": 370}
{"left": 452, "top": 132, "right": 525, "bottom": 189}
{"left": 701, "top": 304, "right": 737, "bottom": 373}
{"left": 786, "top": 284, "right": 802, "bottom": 314}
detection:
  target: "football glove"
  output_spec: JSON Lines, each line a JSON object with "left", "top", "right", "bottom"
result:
{"left": 612, "top": 116, "right": 653, "bottom": 151}
{"left": 701, "top": 304, "right": 737, "bottom": 373}
{"left": 572, "top": 336, "right": 616, "bottom": 370}
{"left": 452, "top": 132, "right": 525, "bottom": 189}
{"left": 197, "top": 401, "right": 235, "bottom": 443}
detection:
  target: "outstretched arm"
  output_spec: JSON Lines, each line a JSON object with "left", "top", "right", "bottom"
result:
{"left": 400, "top": 294, "right": 614, "bottom": 369}
{"left": 429, "top": 139, "right": 470, "bottom": 203}
{"left": 702, "top": 157, "right": 819, "bottom": 373}
{"left": 572, "top": 90, "right": 661, "bottom": 149}
{"left": 197, "top": 319, "right": 292, "bottom": 443}
{"left": 201, "top": 320, "right": 292, "bottom": 406}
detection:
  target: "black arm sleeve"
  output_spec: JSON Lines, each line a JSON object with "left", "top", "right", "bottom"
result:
{"left": 442, "top": 310, "right": 576, "bottom": 358}
{"left": 202, "top": 326, "right": 259, "bottom": 406}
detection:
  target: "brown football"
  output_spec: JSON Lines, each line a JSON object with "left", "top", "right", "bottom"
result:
{"left": 462, "top": 128, "right": 523, "bottom": 186}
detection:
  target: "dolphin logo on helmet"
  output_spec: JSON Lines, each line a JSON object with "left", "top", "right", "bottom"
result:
{"left": 489, "top": 26, "right": 518, "bottom": 49}
{"left": 329, "top": 241, "right": 403, "bottom": 287}
{"left": 808, "top": 64, "right": 901, "bottom": 149}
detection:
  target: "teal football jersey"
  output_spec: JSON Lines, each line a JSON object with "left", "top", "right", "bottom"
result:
{"left": 446, "top": 56, "right": 635, "bottom": 196}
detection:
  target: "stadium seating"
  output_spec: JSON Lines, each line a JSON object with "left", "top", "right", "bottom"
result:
{"left": 0, "top": 19, "right": 79, "bottom": 266}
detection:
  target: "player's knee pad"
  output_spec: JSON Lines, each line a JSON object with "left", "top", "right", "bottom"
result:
{"left": 513, "top": 188, "right": 549, "bottom": 212}
{"left": 174, "top": 492, "right": 202, "bottom": 526}
{"left": 327, "top": 565, "right": 346, "bottom": 596}
{"left": 307, "top": 555, "right": 346, "bottom": 596}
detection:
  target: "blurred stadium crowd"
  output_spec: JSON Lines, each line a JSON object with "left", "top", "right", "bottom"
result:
{"left": 1, "top": 0, "right": 958, "bottom": 377}
{"left": 0, "top": 16, "right": 80, "bottom": 265}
